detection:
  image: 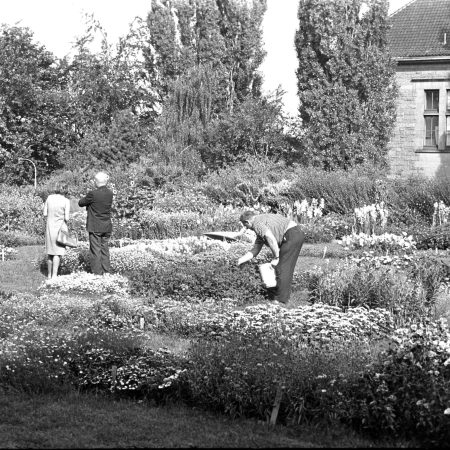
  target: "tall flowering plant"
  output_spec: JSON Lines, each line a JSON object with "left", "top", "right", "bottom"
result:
{"left": 432, "top": 201, "right": 450, "bottom": 227}
{"left": 353, "top": 202, "right": 388, "bottom": 235}
{"left": 276, "top": 198, "right": 325, "bottom": 224}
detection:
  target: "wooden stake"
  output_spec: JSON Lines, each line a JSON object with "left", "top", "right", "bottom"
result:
{"left": 269, "top": 384, "right": 283, "bottom": 427}
{"left": 139, "top": 317, "right": 145, "bottom": 329}
{"left": 111, "top": 365, "right": 117, "bottom": 384}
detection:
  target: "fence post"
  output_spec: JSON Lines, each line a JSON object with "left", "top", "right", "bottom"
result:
{"left": 269, "top": 384, "right": 283, "bottom": 427}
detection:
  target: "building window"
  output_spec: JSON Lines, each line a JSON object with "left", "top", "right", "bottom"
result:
{"left": 424, "top": 90, "right": 439, "bottom": 147}
{"left": 447, "top": 116, "right": 450, "bottom": 147}
{"left": 425, "top": 90, "right": 439, "bottom": 111}
{"left": 447, "top": 90, "right": 450, "bottom": 147}
{"left": 425, "top": 116, "right": 439, "bottom": 146}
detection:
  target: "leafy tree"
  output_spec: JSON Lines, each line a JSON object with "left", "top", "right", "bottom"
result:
{"left": 55, "top": 16, "right": 158, "bottom": 170}
{"left": 295, "top": 0, "right": 397, "bottom": 170}
{"left": 0, "top": 25, "right": 75, "bottom": 184}
{"left": 145, "top": 0, "right": 267, "bottom": 110}
{"left": 65, "top": 16, "right": 157, "bottom": 136}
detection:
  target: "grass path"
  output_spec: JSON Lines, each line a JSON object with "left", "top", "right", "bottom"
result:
{"left": 0, "top": 245, "right": 46, "bottom": 294}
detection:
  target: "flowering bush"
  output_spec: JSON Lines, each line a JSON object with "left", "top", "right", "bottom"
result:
{"left": 340, "top": 232, "right": 416, "bottom": 253}
{"left": 320, "top": 213, "right": 354, "bottom": 239}
{"left": 412, "top": 223, "right": 450, "bottom": 250}
{"left": 305, "top": 262, "right": 430, "bottom": 324}
{"left": 186, "top": 303, "right": 393, "bottom": 423}
{"left": 137, "top": 208, "right": 240, "bottom": 240}
{"left": 38, "top": 273, "right": 129, "bottom": 296}
{"left": 353, "top": 203, "right": 388, "bottom": 235}
{"left": 0, "top": 245, "right": 18, "bottom": 261}
{"left": 127, "top": 245, "right": 269, "bottom": 304}
{"left": 196, "top": 303, "right": 394, "bottom": 344}
{"left": 432, "top": 200, "right": 450, "bottom": 227}
{"left": 152, "top": 188, "right": 216, "bottom": 213}
{"left": 0, "top": 230, "right": 43, "bottom": 247}
{"left": 39, "top": 236, "right": 235, "bottom": 275}
{"left": 338, "top": 319, "right": 450, "bottom": 446}
{"left": 0, "top": 184, "right": 44, "bottom": 235}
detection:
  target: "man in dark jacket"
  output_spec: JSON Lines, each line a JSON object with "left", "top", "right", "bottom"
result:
{"left": 79, "top": 172, "right": 114, "bottom": 275}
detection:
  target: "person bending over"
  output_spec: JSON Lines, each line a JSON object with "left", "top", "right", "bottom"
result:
{"left": 237, "top": 210, "right": 305, "bottom": 305}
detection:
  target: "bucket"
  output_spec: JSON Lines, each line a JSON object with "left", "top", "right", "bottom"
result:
{"left": 258, "top": 263, "right": 277, "bottom": 288}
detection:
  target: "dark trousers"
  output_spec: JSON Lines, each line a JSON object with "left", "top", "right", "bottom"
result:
{"left": 89, "top": 232, "right": 111, "bottom": 275}
{"left": 269, "top": 226, "right": 305, "bottom": 304}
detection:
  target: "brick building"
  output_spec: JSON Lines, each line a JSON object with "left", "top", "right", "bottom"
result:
{"left": 387, "top": 0, "right": 450, "bottom": 178}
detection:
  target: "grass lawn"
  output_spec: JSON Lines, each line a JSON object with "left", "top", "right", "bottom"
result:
{"left": 0, "top": 389, "right": 408, "bottom": 448}
{"left": 0, "top": 245, "right": 46, "bottom": 293}
{"left": 0, "top": 243, "right": 414, "bottom": 448}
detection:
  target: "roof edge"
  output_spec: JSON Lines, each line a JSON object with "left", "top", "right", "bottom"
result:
{"left": 395, "top": 55, "right": 450, "bottom": 64}
{"left": 388, "top": 0, "right": 418, "bottom": 18}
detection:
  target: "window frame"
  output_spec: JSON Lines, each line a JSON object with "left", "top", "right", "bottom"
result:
{"left": 423, "top": 90, "right": 440, "bottom": 148}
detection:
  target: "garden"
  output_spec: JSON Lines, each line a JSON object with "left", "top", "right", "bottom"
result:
{"left": 1, "top": 161, "right": 450, "bottom": 448}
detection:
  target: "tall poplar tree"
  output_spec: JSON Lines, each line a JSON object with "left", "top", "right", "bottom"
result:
{"left": 145, "top": 0, "right": 267, "bottom": 110}
{"left": 295, "top": 0, "right": 397, "bottom": 170}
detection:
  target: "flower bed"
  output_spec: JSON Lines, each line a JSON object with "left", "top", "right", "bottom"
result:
{"left": 340, "top": 232, "right": 416, "bottom": 253}
{"left": 39, "top": 273, "right": 129, "bottom": 296}
{"left": 0, "top": 245, "right": 18, "bottom": 261}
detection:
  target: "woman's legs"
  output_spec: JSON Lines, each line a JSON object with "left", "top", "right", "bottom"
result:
{"left": 51, "top": 255, "right": 60, "bottom": 278}
{"left": 47, "top": 256, "right": 53, "bottom": 279}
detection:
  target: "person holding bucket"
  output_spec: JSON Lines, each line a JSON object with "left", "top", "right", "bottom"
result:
{"left": 237, "top": 211, "right": 305, "bottom": 305}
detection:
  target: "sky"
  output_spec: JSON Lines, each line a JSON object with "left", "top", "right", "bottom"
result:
{"left": 0, "top": 0, "right": 412, "bottom": 115}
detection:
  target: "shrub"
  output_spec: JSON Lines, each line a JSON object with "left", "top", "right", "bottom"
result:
{"left": 339, "top": 319, "right": 450, "bottom": 446}
{"left": 137, "top": 208, "right": 240, "bottom": 240}
{"left": 38, "top": 237, "right": 236, "bottom": 276}
{"left": 411, "top": 223, "right": 450, "bottom": 250}
{"left": 284, "top": 166, "right": 383, "bottom": 216}
{"left": 200, "top": 156, "right": 290, "bottom": 207}
{"left": 152, "top": 188, "right": 216, "bottom": 213}
{"left": 127, "top": 245, "right": 269, "bottom": 304}
{"left": 0, "top": 230, "right": 44, "bottom": 247}
{"left": 298, "top": 222, "right": 336, "bottom": 244}
{"left": 186, "top": 303, "right": 393, "bottom": 423}
{"left": 306, "top": 262, "right": 430, "bottom": 324}
{"left": 38, "top": 273, "right": 129, "bottom": 296}
{"left": 340, "top": 232, "right": 416, "bottom": 253}
{"left": 0, "top": 184, "right": 44, "bottom": 236}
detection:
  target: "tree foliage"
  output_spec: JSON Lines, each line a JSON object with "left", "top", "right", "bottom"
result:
{"left": 145, "top": 0, "right": 267, "bottom": 110}
{"left": 0, "top": 26, "right": 75, "bottom": 184}
{"left": 295, "top": 0, "right": 397, "bottom": 170}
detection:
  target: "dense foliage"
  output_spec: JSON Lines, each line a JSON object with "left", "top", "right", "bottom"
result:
{"left": 295, "top": 0, "right": 397, "bottom": 169}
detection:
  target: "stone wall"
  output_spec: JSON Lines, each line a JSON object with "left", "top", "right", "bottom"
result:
{"left": 387, "top": 62, "right": 450, "bottom": 179}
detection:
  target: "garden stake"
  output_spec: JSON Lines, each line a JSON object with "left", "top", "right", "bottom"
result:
{"left": 269, "top": 384, "right": 283, "bottom": 427}
{"left": 140, "top": 317, "right": 145, "bottom": 329}
{"left": 322, "top": 246, "right": 327, "bottom": 259}
{"left": 111, "top": 365, "right": 117, "bottom": 385}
